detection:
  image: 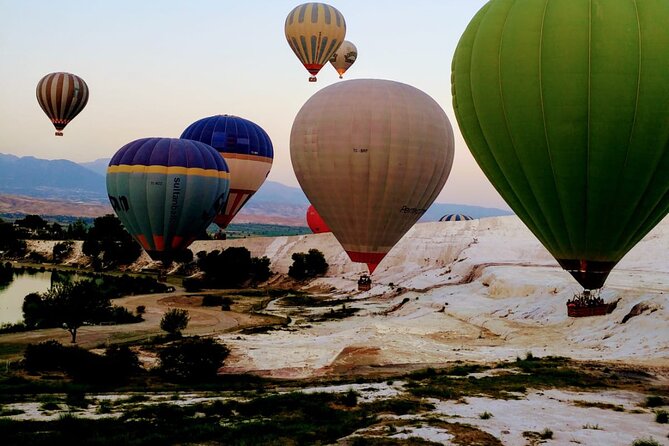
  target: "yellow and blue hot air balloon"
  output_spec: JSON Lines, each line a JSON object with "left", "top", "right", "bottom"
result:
{"left": 181, "top": 115, "right": 274, "bottom": 229}
{"left": 106, "top": 138, "right": 230, "bottom": 262}
{"left": 285, "top": 2, "right": 346, "bottom": 82}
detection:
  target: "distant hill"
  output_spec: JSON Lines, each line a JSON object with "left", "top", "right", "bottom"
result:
{"left": 0, "top": 153, "right": 107, "bottom": 203}
{"left": 0, "top": 153, "right": 512, "bottom": 223}
{"left": 79, "top": 158, "right": 110, "bottom": 176}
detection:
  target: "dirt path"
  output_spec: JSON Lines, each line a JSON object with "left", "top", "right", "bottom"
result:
{"left": 0, "top": 290, "right": 285, "bottom": 360}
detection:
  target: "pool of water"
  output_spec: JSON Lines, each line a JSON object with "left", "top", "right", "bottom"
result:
{"left": 0, "top": 271, "right": 54, "bottom": 325}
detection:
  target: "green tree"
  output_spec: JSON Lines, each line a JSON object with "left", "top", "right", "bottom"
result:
{"left": 0, "top": 219, "right": 26, "bottom": 257}
{"left": 288, "top": 249, "right": 328, "bottom": 280}
{"left": 83, "top": 214, "right": 141, "bottom": 268}
{"left": 15, "top": 215, "right": 48, "bottom": 231}
{"left": 66, "top": 219, "right": 89, "bottom": 239}
{"left": 43, "top": 281, "right": 112, "bottom": 343}
{"left": 160, "top": 308, "right": 190, "bottom": 337}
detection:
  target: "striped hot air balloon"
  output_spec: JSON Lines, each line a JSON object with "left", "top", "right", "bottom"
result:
{"left": 291, "top": 79, "right": 455, "bottom": 273}
{"left": 181, "top": 115, "right": 274, "bottom": 229}
{"left": 439, "top": 214, "right": 473, "bottom": 222}
{"left": 285, "top": 2, "right": 346, "bottom": 82}
{"left": 106, "top": 138, "right": 230, "bottom": 262}
{"left": 36, "top": 72, "right": 89, "bottom": 136}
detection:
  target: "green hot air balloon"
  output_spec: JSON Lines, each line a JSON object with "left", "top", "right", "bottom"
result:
{"left": 106, "top": 138, "right": 230, "bottom": 262}
{"left": 452, "top": 0, "right": 669, "bottom": 292}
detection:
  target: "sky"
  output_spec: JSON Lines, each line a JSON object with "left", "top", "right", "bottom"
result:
{"left": 0, "top": 0, "right": 509, "bottom": 209}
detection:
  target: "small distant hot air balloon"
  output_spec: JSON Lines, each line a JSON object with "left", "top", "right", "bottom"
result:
{"left": 329, "top": 40, "right": 357, "bottom": 79}
{"left": 439, "top": 214, "right": 473, "bottom": 222}
{"left": 181, "top": 115, "right": 274, "bottom": 229}
{"left": 36, "top": 72, "right": 89, "bottom": 136}
{"left": 291, "top": 79, "right": 455, "bottom": 273}
{"left": 106, "top": 138, "right": 230, "bottom": 262}
{"left": 306, "top": 204, "right": 331, "bottom": 233}
{"left": 452, "top": 0, "right": 669, "bottom": 294}
{"left": 285, "top": 2, "right": 346, "bottom": 82}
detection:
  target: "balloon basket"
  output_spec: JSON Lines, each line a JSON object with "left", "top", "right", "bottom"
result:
{"left": 357, "top": 274, "right": 372, "bottom": 291}
{"left": 308, "top": 76, "right": 317, "bottom": 82}
{"left": 55, "top": 131, "right": 63, "bottom": 136}
{"left": 566, "top": 289, "right": 609, "bottom": 317}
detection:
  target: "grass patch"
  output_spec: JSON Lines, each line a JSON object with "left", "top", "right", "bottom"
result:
{"left": 582, "top": 423, "right": 602, "bottom": 430}
{"left": 479, "top": 411, "right": 493, "bottom": 419}
{"left": 0, "top": 391, "right": 431, "bottom": 446}
{"left": 573, "top": 400, "right": 625, "bottom": 412}
{"left": 406, "top": 357, "right": 599, "bottom": 400}
{"left": 632, "top": 438, "right": 662, "bottom": 446}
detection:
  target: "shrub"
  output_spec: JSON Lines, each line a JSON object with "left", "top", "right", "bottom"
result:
{"left": 539, "top": 428, "right": 553, "bottom": 439}
{"left": 479, "top": 411, "right": 493, "bottom": 419}
{"left": 136, "top": 305, "right": 146, "bottom": 315}
{"left": 655, "top": 409, "right": 668, "bottom": 424}
{"left": 202, "top": 295, "right": 224, "bottom": 307}
{"left": 183, "top": 277, "right": 204, "bottom": 292}
{"left": 160, "top": 308, "right": 190, "bottom": 336}
{"left": 23, "top": 340, "right": 67, "bottom": 371}
{"left": 632, "top": 438, "right": 662, "bottom": 446}
{"left": 158, "top": 336, "right": 230, "bottom": 381}
{"left": 52, "top": 241, "right": 73, "bottom": 262}
{"left": 288, "top": 249, "right": 328, "bottom": 280}
{"left": 644, "top": 396, "right": 666, "bottom": 408}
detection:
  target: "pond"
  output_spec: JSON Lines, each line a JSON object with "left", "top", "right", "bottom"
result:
{"left": 0, "top": 270, "right": 86, "bottom": 325}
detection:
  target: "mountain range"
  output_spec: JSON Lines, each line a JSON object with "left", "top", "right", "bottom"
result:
{"left": 0, "top": 153, "right": 512, "bottom": 224}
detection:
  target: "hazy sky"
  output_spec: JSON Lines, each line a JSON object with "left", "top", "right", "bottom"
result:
{"left": 0, "top": 0, "right": 509, "bottom": 209}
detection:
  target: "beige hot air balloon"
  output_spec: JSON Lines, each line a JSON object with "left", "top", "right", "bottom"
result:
{"left": 285, "top": 2, "right": 346, "bottom": 82}
{"left": 329, "top": 40, "right": 357, "bottom": 78}
{"left": 291, "top": 79, "right": 455, "bottom": 273}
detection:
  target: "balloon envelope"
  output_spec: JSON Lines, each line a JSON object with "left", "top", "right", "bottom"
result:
{"left": 439, "top": 214, "right": 473, "bottom": 222}
{"left": 306, "top": 204, "right": 331, "bottom": 233}
{"left": 285, "top": 2, "right": 346, "bottom": 81}
{"left": 36, "top": 72, "right": 89, "bottom": 136}
{"left": 329, "top": 40, "right": 357, "bottom": 79}
{"left": 106, "top": 138, "right": 230, "bottom": 261}
{"left": 291, "top": 79, "right": 455, "bottom": 273}
{"left": 180, "top": 115, "right": 273, "bottom": 229}
{"left": 452, "top": 0, "right": 669, "bottom": 289}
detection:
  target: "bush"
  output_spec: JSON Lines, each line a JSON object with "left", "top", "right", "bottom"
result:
{"left": 158, "top": 337, "right": 230, "bottom": 381}
{"left": 136, "top": 305, "right": 146, "bottom": 315}
{"left": 288, "top": 249, "right": 328, "bottom": 280}
{"left": 202, "top": 295, "right": 224, "bottom": 307}
{"left": 655, "top": 409, "right": 668, "bottom": 424}
{"left": 160, "top": 308, "right": 190, "bottom": 336}
{"left": 183, "top": 277, "right": 204, "bottom": 292}
{"left": 52, "top": 241, "right": 73, "bottom": 262}
{"left": 23, "top": 340, "right": 67, "bottom": 371}
{"left": 645, "top": 396, "right": 666, "bottom": 407}
{"left": 632, "top": 438, "right": 662, "bottom": 446}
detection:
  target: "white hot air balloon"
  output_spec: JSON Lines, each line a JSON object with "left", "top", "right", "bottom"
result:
{"left": 290, "top": 79, "right": 455, "bottom": 273}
